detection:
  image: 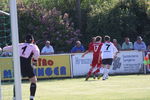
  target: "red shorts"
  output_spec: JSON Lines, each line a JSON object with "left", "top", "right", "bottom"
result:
{"left": 90, "top": 55, "right": 102, "bottom": 68}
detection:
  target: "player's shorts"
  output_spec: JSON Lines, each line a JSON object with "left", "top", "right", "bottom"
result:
{"left": 102, "top": 58, "right": 113, "bottom": 65}
{"left": 20, "top": 57, "right": 35, "bottom": 78}
{"left": 90, "top": 55, "right": 102, "bottom": 68}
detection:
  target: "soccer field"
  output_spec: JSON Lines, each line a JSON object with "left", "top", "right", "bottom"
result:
{"left": 1, "top": 75, "right": 150, "bottom": 100}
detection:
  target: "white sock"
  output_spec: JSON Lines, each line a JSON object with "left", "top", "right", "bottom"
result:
{"left": 30, "top": 96, "right": 34, "bottom": 100}
{"left": 106, "top": 68, "right": 110, "bottom": 78}
{"left": 100, "top": 67, "right": 104, "bottom": 74}
{"left": 102, "top": 68, "right": 107, "bottom": 79}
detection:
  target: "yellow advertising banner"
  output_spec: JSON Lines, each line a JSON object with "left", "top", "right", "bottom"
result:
{"left": 0, "top": 55, "right": 71, "bottom": 81}
{"left": 0, "top": 57, "right": 13, "bottom": 81}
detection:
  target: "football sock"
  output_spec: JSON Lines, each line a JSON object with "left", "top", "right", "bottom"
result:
{"left": 100, "top": 67, "right": 104, "bottom": 74}
{"left": 13, "top": 85, "right": 15, "bottom": 98}
{"left": 106, "top": 68, "right": 110, "bottom": 78}
{"left": 93, "top": 68, "right": 100, "bottom": 75}
{"left": 87, "top": 68, "right": 94, "bottom": 76}
{"left": 102, "top": 68, "right": 107, "bottom": 80}
{"left": 30, "top": 83, "right": 36, "bottom": 100}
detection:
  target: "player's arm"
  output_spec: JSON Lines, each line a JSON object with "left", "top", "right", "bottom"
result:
{"left": 3, "top": 45, "right": 13, "bottom": 52}
{"left": 81, "top": 50, "right": 89, "bottom": 57}
{"left": 32, "top": 45, "right": 40, "bottom": 66}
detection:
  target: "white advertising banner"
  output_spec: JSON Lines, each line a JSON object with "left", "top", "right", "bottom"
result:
{"left": 72, "top": 53, "right": 92, "bottom": 76}
{"left": 110, "top": 50, "right": 144, "bottom": 74}
{"left": 72, "top": 51, "right": 144, "bottom": 76}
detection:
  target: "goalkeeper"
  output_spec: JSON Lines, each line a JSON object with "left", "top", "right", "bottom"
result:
{"left": 3, "top": 34, "right": 40, "bottom": 100}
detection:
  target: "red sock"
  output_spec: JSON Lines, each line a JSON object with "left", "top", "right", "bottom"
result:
{"left": 87, "top": 68, "right": 94, "bottom": 76}
{"left": 93, "top": 69, "right": 100, "bottom": 75}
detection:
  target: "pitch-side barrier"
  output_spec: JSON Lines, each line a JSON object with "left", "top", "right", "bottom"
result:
{"left": 0, "top": 50, "right": 146, "bottom": 80}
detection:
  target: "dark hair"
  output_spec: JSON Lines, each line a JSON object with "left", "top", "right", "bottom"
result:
{"left": 96, "top": 36, "right": 102, "bottom": 42}
{"left": 104, "top": 35, "right": 110, "bottom": 41}
{"left": 25, "top": 34, "right": 34, "bottom": 43}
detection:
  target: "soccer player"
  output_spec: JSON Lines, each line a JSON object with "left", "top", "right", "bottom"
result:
{"left": 82, "top": 36, "right": 103, "bottom": 81}
{"left": 88, "top": 37, "right": 96, "bottom": 49}
{"left": 3, "top": 34, "right": 40, "bottom": 100}
{"left": 100, "top": 35, "right": 118, "bottom": 80}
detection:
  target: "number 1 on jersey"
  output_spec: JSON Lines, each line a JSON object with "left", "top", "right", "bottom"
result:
{"left": 22, "top": 46, "right": 27, "bottom": 54}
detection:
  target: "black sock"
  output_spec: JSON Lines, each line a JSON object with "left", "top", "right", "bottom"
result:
{"left": 13, "top": 85, "right": 15, "bottom": 98}
{"left": 30, "top": 83, "right": 36, "bottom": 97}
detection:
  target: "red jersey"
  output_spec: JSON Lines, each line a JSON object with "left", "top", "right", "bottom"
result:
{"left": 88, "top": 42, "right": 103, "bottom": 56}
{"left": 88, "top": 42, "right": 94, "bottom": 51}
{"left": 88, "top": 42, "right": 103, "bottom": 67}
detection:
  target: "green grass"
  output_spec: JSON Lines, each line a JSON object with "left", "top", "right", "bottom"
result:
{"left": 1, "top": 75, "right": 150, "bottom": 100}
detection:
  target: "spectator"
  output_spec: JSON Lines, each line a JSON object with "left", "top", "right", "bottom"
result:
{"left": 134, "top": 36, "right": 146, "bottom": 51}
{"left": 0, "top": 47, "right": 2, "bottom": 51}
{"left": 0, "top": 47, "right": 2, "bottom": 55}
{"left": 41, "top": 41, "right": 54, "bottom": 55}
{"left": 71, "top": 40, "right": 85, "bottom": 53}
{"left": 147, "top": 44, "right": 150, "bottom": 52}
{"left": 1, "top": 52, "right": 12, "bottom": 57}
{"left": 113, "top": 39, "right": 121, "bottom": 50}
{"left": 122, "top": 37, "right": 133, "bottom": 50}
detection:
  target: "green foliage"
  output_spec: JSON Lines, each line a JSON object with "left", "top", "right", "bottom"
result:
{"left": 0, "top": 0, "right": 11, "bottom": 47}
{"left": 86, "top": 0, "right": 150, "bottom": 44}
{"left": 17, "top": 2, "right": 81, "bottom": 53}
{"left": 1, "top": 0, "right": 150, "bottom": 50}
{"left": 0, "top": 0, "right": 9, "bottom": 12}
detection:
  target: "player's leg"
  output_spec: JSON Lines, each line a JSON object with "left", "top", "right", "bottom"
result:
{"left": 92, "top": 68, "right": 99, "bottom": 79}
{"left": 105, "top": 59, "right": 113, "bottom": 79}
{"left": 102, "top": 65, "right": 107, "bottom": 80}
{"left": 29, "top": 76, "right": 37, "bottom": 100}
{"left": 105, "top": 65, "right": 110, "bottom": 79}
{"left": 100, "top": 59, "right": 107, "bottom": 80}
{"left": 85, "top": 67, "right": 95, "bottom": 81}
{"left": 93, "top": 59, "right": 102, "bottom": 76}
{"left": 97, "top": 67, "right": 104, "bottom": 79}
{"left": 13, "top": 85, "right": 15, "bottom": 100}
{"left": 27, "top": 61, "right": 37, "bottom": 100}
{"left": 89, "top": 58, "right": 97, "bottom": 80}
{"left": 93, "top": 66, "right": 100, "bottom": 79}
{"left": 91, "top": 56, "right": 99, "bottom": 79}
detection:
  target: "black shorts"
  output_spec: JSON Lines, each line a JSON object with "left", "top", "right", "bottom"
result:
{"left": 102, "top": 58, "right": 113, "bottom": 65}
{"left": 20, "top": 57, "right": 35, "bottom": 78}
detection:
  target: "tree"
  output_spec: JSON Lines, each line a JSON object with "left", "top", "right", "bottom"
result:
{"left": 17, "top": 2, "right": 81, "bottom": 53}
{"left": 76, "top": 0, "right": 82, "bottom": 29}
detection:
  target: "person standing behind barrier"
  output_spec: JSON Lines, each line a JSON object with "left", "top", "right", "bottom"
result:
{"left": 147, "top": 44, "right": 150, "bottom": 52}
{"left": 113, "top": 39, "right": 121, "bottom": 50}
{"left": 41, "top": 40, "right": 54, "bottom": 55}
{"left": 0, "top": 47, "right": 2, "bottom": 54}
{"left": 71, "top": 40, "right": 85, "bottom": 53}
{"left": 122, "top": 37, "right": 133, "bottom": 50}
{"left": 100, "top": 35, "right": 118, "bottom": 80}
{"left": 134, "top": 36, "right": 146, "bottom": 51}
{"left": 3, "top": 34, "right": 40, "bottom": 100}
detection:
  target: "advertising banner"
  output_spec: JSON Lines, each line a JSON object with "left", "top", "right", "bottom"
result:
{"left": 72, "top": 53, "right": 92, "bottom": 76}
{"left": 72, "top": 51, "right": 144, "bottom": 76}
{"left": 110, "top": 51, "right": 144, "bottom": 74}
{"left": 0, "top": 57, "right": 13, "bottom": 81}
{"left": 35, "top": 55, "right": 71, "bottom": 78}
{"left": 0, "top": 54, "right": 71, "bottom": 80}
